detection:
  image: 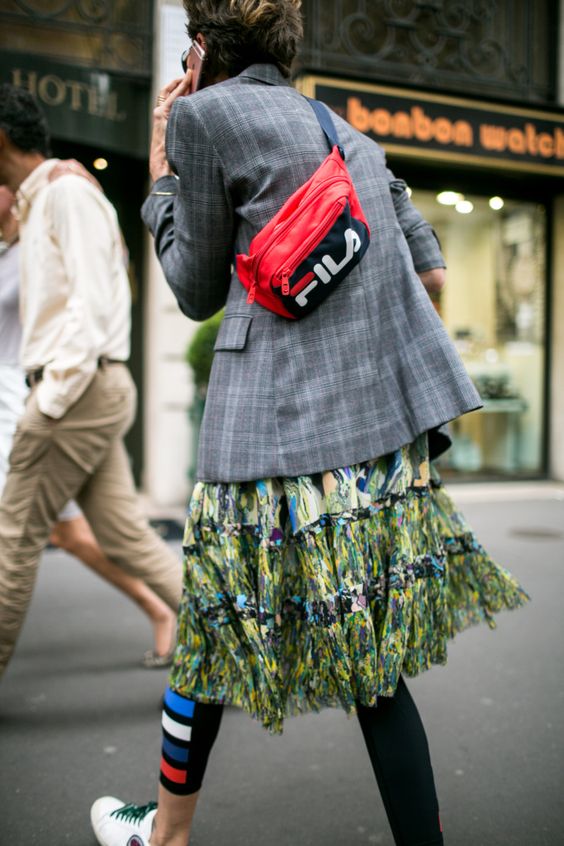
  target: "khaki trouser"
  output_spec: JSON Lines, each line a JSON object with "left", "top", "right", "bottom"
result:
{"left": 0, "top": 364, "right": 182, "bottom": 675}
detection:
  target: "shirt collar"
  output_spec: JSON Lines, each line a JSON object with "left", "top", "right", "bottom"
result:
{"left": 16, "top": 158, "right": 60, "bottom": 222}
{"left": 237, "top": 63, "right": 290, "bottom": 87}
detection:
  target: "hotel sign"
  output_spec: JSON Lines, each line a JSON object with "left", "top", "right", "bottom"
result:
{"left": 0, "top": 52, "right": 150, "bottom": 159}
{"left": 298, "top": 76, "right": 564, "bottom": 177}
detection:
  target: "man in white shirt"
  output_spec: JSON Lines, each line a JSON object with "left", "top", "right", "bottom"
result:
{"left": 0, "top": 83, "right": 182, "bottom": 676}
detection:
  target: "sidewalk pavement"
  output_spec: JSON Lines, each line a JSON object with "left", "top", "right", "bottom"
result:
{"left": 1, "top": 483, "right": 563, "bottom": 845}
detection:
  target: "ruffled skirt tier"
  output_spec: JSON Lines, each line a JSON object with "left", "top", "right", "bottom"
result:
{"left": 170, "top": 435, "right": 528, "bottom": 732}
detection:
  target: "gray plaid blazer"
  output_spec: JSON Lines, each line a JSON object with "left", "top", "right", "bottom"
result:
{"left": 142, "top": 64, "right": 481, "bottom": 482}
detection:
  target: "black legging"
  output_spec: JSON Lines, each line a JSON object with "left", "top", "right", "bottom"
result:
{"left": 160, "top": 677, "right": 443, "bottom": 846}
{"left": 357, "top": 677, "right": 444, "bottom": 846}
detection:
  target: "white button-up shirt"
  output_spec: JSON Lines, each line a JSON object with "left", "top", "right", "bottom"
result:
{"left": 17, "top": 159, "right": 131, "bottom": 418}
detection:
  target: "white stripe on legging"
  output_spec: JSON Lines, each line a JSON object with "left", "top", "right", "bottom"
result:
{"left": 162, "top": 711, "right": 192, "bottom": 742}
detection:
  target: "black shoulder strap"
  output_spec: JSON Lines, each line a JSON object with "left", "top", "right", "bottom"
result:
{"left": 305, "top": 97, "right": 345, "bottom": 160}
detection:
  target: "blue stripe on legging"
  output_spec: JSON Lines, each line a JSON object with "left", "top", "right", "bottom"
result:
{"left": 164, "top": 686, "right": 196, "bottom": 719}
{"left": 162, "top": 735, "right": 189, "bottom": 763}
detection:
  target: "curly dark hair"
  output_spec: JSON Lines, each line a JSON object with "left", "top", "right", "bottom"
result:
{"left": 0, "top": 83, "right": 50, "bottom": 157}
{"left": 182, "top": 0, "right": 303, "bottom": 80}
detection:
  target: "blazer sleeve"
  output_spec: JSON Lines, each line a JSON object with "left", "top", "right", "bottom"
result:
{"left": 141, "top": 97, "right": 234, "bottom": 321}
{"left": 386, "top": 169, "right": 446, "bottom": 272}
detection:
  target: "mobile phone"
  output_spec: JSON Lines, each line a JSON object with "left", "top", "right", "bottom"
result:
{"left": 181, "top": 41, "right": 206, "bottom": 94}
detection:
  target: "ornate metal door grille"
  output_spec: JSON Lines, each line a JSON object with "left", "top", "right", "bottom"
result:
{"left": 0, "top": 0, "right": 153, "bottom": 77}
{"left": 299, "top": 0, "right": 557, "bottom": 104}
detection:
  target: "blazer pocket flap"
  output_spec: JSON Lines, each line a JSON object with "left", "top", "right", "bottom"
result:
{"left": 213, "top": 315, "right": 253, "bottom": 352}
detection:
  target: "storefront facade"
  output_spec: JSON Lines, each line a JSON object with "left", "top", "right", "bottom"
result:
{"left": 144, "top": 0, "right": 564, "bottom": 503}
{"left": 295, "top": 0, "right": 564, "bottom": 482}
{"left": 2, "top": 1, "right": 563, "bottom": 505}
{"left": 0, "top": 0, "right": 153, "bottom": 483}
{"left": 2, "top": 0, "right": 212, "bottom": 507}
{"left": 295, "top": 75, "right": 560, "bottom": 479}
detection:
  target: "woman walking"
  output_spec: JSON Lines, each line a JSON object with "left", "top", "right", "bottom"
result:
{"left": 91, "top": 2, "right": 528, "bottom": 844}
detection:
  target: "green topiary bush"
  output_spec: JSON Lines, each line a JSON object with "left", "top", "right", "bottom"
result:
{"left": 185, "top": 310, "right": 224, "bottom": 485}
{"left": 185, "top": 310, "right": 223, "bottom": 396}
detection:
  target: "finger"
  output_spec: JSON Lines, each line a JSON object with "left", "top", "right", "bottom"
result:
{"left": 158, "top": 70, "right": 192, "bottom": 100}
{"left": 49, "top": 159, "right": 83, "bottom": 180}
{"left": 166, "top": 71, "right": 192, "bottom": 102}
{"left": 68, "top": 159, "right": 88, "bottom": 175}
{"left": 159, "top": 76, "right": 184, "bottom": 95}
{"left": 154, "top": 72, "right": 192, "bottom": 113}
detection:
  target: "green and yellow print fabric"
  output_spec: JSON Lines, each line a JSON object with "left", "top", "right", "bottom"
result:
{"left": 170, "top": 435, "right": 529, "bottom": 732}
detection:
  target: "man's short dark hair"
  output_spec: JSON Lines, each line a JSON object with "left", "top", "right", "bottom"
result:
{"left": 0, "top": 83, "right": 50, "bottom": 157}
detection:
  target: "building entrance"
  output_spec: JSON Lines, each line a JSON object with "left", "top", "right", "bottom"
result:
{"left": 52, "top": 139, "right": 148, "bottom": 484}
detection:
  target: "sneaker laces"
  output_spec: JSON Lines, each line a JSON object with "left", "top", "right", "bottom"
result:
{"left": 111, "top": 802, "right": 157, "bottom": 825}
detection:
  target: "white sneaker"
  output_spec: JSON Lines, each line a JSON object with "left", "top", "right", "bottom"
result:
{"left": 90, "top": 797, "right": 157, "bottom": 846}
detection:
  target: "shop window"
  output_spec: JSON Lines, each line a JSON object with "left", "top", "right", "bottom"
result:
{"left": 411, "top": 189, "right": 546, "bottom": 478}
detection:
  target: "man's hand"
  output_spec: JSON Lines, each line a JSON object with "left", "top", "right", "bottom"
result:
{"left": 150, "top": 71, "right": 193, "bottom": 183}
{"left": 49, "top": 159, "right": 102, "bottom": 192}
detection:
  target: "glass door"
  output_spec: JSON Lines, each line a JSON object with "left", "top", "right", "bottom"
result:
{"left": 410, "top": 188, "right": 547, "bottom": 478}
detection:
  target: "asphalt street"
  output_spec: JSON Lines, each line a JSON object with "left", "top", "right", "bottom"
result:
{"left": 1, "top": 488, "right": 563, "bottom": 846}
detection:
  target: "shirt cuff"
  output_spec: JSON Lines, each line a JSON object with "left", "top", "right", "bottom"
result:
{"left": 35, "top": 385, "right": 68, "bottom": 419}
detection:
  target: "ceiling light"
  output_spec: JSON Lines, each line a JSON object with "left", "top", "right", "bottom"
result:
{"left": 436, "top": 191, "right": 464, "bottom": 206}
{"left": 93, "top": 157, "right": 108, "bottom": 171}
{"left": 489, "top": 196, "right": 504, "bottom": 210}
{"left": 455, "top": 200, "right": 474, "bottom": 214}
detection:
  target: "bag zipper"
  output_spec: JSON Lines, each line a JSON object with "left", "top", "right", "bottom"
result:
{"left": 277, "top": 197, "right": 346, "bottom": 296}
{"left": 252, "top": 173, "right": 349, "bottom": 280}
{"left": 247, "top": 178, "right": 346, "bottom": 306}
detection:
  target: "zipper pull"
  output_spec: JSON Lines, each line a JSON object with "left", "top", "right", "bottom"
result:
{"left": 280, "top": 269, "right": 290, "bottom": 296}
{"left": 247, "top": 281, "right": 256, "bottom": 304}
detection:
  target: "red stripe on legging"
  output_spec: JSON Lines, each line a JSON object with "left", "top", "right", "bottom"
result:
{"left": 160, "top": 756, "right": 187, "bottom": 784}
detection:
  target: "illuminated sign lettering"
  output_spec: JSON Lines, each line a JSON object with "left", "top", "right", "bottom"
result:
{"left": 300, "top": 77, "right": 564, "bottom": 176}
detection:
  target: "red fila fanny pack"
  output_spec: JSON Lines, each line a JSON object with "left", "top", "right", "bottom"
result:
{"left": 236, "top": 98, "right": 371, "bottom": 320}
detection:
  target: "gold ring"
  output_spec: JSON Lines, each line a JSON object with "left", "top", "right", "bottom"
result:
{"left": 156, "top": 95, "right": 166, "bottom": 106}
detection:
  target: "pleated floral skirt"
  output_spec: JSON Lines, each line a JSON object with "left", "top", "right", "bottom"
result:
{"left": 170, "top": 434, "right": 529, "bottom": 732}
